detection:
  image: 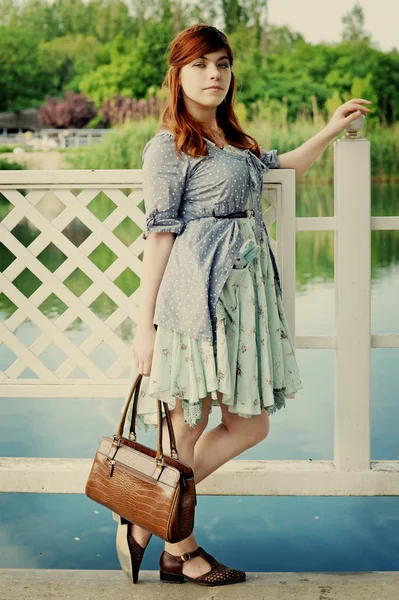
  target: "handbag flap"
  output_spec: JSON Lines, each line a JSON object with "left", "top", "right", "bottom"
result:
{"left": 98, "top": 437, "right": 181, "bottom": 488}
{"left": 121, "top": 436, "right": 194, "bottom": 478}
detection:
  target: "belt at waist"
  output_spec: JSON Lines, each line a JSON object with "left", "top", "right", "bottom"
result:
{"left": 212, "top": 209, "right": 255, "bottom": 219}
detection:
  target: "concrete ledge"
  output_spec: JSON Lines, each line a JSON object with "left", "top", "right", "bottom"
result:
{"left": 1, "top": 569, "right": 399, "bottom": 600}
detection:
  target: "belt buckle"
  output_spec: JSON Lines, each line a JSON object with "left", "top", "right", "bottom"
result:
{"left": 246, "top": 209, "right": 254, "bottom": 217}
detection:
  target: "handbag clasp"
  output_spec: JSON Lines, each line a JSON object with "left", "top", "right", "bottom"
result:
{"left": 106, "top": 435, "right": 121, "bottom": 477}
{"left": 109, "top": 459, "right": 116, "bottom": 477}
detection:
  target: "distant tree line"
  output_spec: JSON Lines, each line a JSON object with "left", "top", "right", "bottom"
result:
{"left": 0, "top": 0, "right": 397, "bottom": 126}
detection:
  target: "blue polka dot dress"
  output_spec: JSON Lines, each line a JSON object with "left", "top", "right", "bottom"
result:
{"left": 127, "top": 143, "right": 303, "bottom": 432}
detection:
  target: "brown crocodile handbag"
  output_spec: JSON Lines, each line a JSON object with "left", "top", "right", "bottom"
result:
{"left": 85, "top": 372, "right": 196, "bottom": 543}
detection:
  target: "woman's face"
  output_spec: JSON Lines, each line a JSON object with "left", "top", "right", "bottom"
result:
{"left": 179, "top": 50, "right": 231, "bottom": 110}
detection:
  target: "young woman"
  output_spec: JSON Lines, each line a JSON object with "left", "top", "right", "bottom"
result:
{"left": 115, "top": 23, "right": 372, "bottom": 587}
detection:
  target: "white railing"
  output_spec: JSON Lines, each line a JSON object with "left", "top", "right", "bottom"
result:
{"left": 1, "top": 135, "right": 399, "bottom": 497}
{"left": 0, "top": 128, "right": 112, "bottom": 149}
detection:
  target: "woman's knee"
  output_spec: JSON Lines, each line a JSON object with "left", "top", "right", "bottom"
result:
{"left": 249, "top": 410, "right": 270, "bottom": 444}
{"left": 168, "top": 395, "right": 212, "bottom": 442}
{"left": 219, "top": 398, "right": 270, "bottom": 446}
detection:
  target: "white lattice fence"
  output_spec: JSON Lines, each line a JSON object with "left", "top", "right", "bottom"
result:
{"left": 0, "top": 169, "right": 289, "bottom": 397}
{"left": 0, "top": 171, "right": 153, "bottom": 394}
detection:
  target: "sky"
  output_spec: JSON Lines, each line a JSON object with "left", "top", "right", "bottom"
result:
{"left": 267, "top": 0, "right": 398, "bottom": 53}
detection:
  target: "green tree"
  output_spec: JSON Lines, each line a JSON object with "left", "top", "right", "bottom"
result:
{"left": 340, "top": 3, "right": 372, "bottom": 44}
{"left": 79, "top": 21, "right": 174, "bottom": 106}
{"left": 0, "top": 26, "right": 43, "bottom": 110}
{"left": 38, "top": 35, "right": 103, "bottom": 95}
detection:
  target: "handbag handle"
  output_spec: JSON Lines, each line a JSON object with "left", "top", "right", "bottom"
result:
{"left": 113, "top": 373, "right": 179, "bottom": 466}
{"left": 127, "top": 373, "right": 175, "bottom": 448}
{"left": 128, "top": 372, "right": 178, "bottom": 462}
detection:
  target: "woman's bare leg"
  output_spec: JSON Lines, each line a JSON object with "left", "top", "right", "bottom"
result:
{"left": 129, "top": 395, "right": 214, "bottom": 579}
{"left": 128, "top": 392, "right": 269, "bottom": 579}
{"left": 193, "top": 391, "right": 270, "bottom": 484}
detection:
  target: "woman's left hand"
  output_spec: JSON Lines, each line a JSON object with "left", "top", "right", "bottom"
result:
{"left": 324, "top": 98, "right": 373, "bottom": 138}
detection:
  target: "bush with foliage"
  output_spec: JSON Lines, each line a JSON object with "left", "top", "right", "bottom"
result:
{"left": 64, "top": 118, "right": 158, "bottom": 169}
{"left": 0, "top": 159, "right": 24, "bottom": 170}
{"left": 98, "top": 94, "right": 164, "bottom": 126}
{"left": 39, "top": 91, "right": 97, "bottom": 128}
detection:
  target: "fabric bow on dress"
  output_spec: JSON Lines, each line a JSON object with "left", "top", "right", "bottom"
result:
{"left": 244, "top": 149, "right": 268, "bottom": 192}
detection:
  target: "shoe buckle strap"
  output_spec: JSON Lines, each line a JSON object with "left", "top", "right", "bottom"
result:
{"left": 181, "top": 547, "right": 202, "bottom": 561}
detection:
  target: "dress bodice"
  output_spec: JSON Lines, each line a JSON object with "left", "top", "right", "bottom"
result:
{"left": 141, "top": 130, "right": 280, "bottom": 342}
{"left": 219, "top": 144, "right": 255, "bottom": 212}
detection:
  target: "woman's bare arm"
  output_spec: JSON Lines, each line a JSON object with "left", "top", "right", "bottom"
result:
{"left": 136, "top": 232, "right": 176, "bottom": 332}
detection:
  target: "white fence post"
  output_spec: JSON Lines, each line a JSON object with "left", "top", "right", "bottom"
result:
{"left": 334, "top": 131, "right": 371, "bottom": 470}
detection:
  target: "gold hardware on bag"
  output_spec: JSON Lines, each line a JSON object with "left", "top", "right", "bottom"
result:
{"left": 107, "top": 435, "right": 121, "bottom": 464}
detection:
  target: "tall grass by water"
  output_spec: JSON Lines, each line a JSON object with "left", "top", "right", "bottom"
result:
{"left": 64, "top": 116, "right": 399, "bottom": 183}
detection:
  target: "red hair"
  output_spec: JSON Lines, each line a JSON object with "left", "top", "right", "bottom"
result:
{"left": 157, "top": 23, "right": 263, "bottom": 159}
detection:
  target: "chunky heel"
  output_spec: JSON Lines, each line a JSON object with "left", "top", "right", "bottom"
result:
{"left": 160, "top": 570, "right": 185, "bottom": 583}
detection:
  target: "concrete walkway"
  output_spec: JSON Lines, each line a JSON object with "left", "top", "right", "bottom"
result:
{"left": 1, "top": 569, "right": 399, "bottom": 600}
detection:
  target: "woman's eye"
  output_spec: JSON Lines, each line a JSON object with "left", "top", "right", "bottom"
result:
{"left": 194, "top": 63, "right": 229, "bottom": 68}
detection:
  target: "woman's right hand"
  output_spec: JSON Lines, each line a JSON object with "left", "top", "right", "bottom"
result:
{"left": 132, "top": 325, "right": 157, "bottom": 376}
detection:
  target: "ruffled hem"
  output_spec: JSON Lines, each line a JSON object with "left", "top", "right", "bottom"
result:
{"left": 126, "top": 371, "right": 300, "bottom": 434}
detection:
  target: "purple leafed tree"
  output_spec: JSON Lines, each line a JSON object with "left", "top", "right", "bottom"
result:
{"left": 39, "top": 91, "right": 97, "bottom": 128}
{"left": 100, "top": 95, "right": 164, "bottom": 126}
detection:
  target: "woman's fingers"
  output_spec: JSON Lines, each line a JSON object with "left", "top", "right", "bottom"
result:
{"left": 343, "top": 103, "right": 371, "bottom": 113}
{"left": 350, "top": 103, "right": 371, "bottom": 112}
{"left": 348, "top": 98, "right": 372, "bottom": 104}
{"left": 143, "top": 360, "right": 152, "bottom": 377}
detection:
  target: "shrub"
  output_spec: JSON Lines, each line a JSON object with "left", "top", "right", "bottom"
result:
{"left": 39, "top": 91, "right": 97, "bottom": 128}
{"left": 99, "top": 95, "right": 164, "bottom": 127}
{"left": 0, "top": 159, "right": 24, "bottom": 170}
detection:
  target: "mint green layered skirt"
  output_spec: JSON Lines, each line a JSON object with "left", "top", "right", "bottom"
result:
{"left": 127, "top": 217, "right": 303, "bottom": 432}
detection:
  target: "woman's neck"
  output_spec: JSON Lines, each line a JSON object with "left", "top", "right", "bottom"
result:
{"left": 203, "top": 126, "right": 227, "bottom": 149}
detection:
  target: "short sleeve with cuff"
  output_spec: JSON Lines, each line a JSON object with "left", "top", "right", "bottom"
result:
{"left": 260, "top": 148, "right": 280, "bottom": 169}
{"left": 141, "top": 132, "right": 189, "bottom": 240}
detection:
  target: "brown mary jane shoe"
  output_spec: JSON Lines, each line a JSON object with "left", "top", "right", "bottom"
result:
{"left": 114, "top": 514, "right": 152, "bottom": 584}
{"left": 159, "top": 546, "right": 246, "bottom": 586}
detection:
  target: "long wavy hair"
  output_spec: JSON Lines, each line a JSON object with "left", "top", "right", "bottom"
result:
{"left": 157, "top": 23, "right": 263, "bottom": 159}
